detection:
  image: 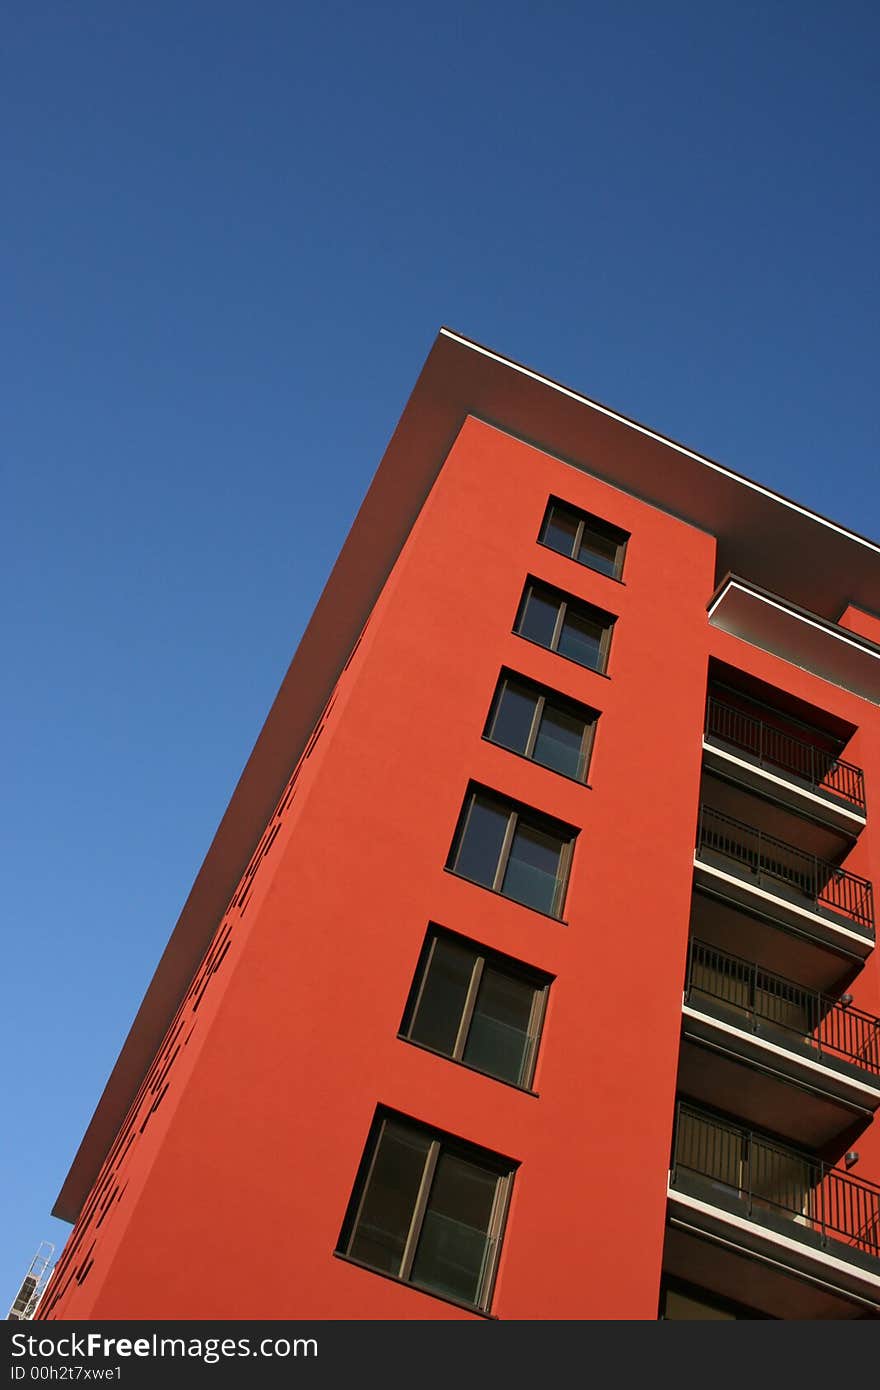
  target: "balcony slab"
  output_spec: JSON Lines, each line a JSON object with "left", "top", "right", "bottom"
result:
{"left": 693, "top": 857, "right": 874, "bottom": 959}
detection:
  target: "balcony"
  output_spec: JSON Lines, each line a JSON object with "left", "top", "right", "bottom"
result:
{"left": 666, "top": 1103, "right": 880, "bottom": 1317}
{"left": 679, "top": 939, "right": 880, "bottom": 1147}
{"left": 708, "top": 576, "right": 880, "bottom": 704}
{"left": 704, "top": 696, "right": 866, "bottom": 847}
{"left": 694, "top": 805, "right": 875, "bottom": 959}
{"left": 690, "top": 888, "right": 858, "bottom": 995}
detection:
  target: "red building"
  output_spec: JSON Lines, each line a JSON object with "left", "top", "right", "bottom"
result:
{"left": 39, "top": 331, "right": 880, "bottom": 1320}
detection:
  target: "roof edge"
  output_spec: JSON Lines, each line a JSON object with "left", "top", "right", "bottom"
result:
{"left": 439, "top": 327, "right": 880, "bottom": 559}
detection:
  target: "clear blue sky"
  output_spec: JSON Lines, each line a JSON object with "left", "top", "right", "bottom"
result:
{"left": 2, "top": 1, "right": 878, "bottom": 1308}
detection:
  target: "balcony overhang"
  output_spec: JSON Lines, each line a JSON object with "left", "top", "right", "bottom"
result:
{"left": 691, "top": 888, "right": 859, "bottom": 994}
{"left": 680, "top": 1006, "right": 880, "bottom": 1149}
{"left": 693, "top": 858, "right": 874, "bottom": 960}
{"left": 667, "top": 1183, "right": 880, "bottom": 1311}
{"left": 664, "top": 1213, "right": 880, "bottom": 1319}
{"left": 702, "top": 739, "right": 866, "bottom": 845}
{"left": 709, "top": 578, "right": 880, "bottom": 704}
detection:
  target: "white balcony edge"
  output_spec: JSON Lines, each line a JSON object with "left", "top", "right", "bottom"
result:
{"left": 681, "top": 1003, "right": 880, "bottom": 1104}
{"left": 707, "top": 580, "right": 880, "bottom": 652}
{"left": 692, "top": 858, "right": 871, "bottom": 950}
{"left": 666, "top": 1186, "right": 880, "bottom": 1294}
{"left": 701, "top": 741, "right": 866, "bottom": 828}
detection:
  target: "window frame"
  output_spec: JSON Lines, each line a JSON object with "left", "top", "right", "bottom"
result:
{"left": 483, "top": 669, "right": 598, "bottom": 784}
{"left": 446, "top": 784, "right": 577, "bottom": 920}
{"left": 538, "top": 496, "right": 629, "bottom": 581}
{"left": 513, "top": 577, "right": 616, "bottom": 676}
{"left": 400, "top": 926, "right": 552, "bottom": 1091}
{"left": 337, "top": 1109, "right": 516, "bottom": 1315}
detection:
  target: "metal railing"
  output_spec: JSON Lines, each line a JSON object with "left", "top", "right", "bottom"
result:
{"left": 696, "top": 805, "right": 875, "bottom": 932}
{"left": 672, "top": 1103, "right": 880, "bottom": 1261}
{"left": 685, "top": 938, "right": 880, "bottom": 1076}
{"left": 704, "top": 696, "right": 866, "bottom": 811}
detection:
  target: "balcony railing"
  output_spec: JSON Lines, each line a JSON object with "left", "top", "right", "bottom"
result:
{"left": 672, "top": 1103, "right": 880, "bottom": 1263}
{"left": 696, "top": 805, "right": 875, "bottom": 933}
{"left": 705, "top": 696, "right": 866, "bottom": 812}
{"left": 685, "top": 938, "right": 880, "bottom": 1077}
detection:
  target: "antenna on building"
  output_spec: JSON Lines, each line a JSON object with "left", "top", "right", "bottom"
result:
{"left": 7, "top": 1243, "right": 55, "bottom": 1321}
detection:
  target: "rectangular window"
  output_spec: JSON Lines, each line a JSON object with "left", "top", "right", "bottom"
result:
{"left": 337, "top": 1110, "right": 515, "bottom": 1313}
{"left": 539, "top": 497, "right": 629, "bottom": 580}
{"left": 401, "top": 927, "right": 551, "bottom": 1088}
{"left": 446, "top": 785, "right": 576, "bottom": 918}
{"left": 484, "top": 670, "right": 597, "bottom": 782}
{"left": 514, "top": 578, "right": 615, "bottom": 675}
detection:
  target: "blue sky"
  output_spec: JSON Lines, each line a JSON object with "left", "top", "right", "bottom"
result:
{"left": 2, "top": 1, "right": 878, "bottom": 1308}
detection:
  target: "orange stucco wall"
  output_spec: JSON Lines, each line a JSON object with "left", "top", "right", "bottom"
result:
{"left": 839, "top": 603, "right": 880, "bottom": 648}
{"left": 39, "top": 417, "right": 879, "bottom": 1319}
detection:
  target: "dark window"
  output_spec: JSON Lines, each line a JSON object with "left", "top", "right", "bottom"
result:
{"left": 514, "top": 579, "right": 615, "bottom": 675}
{"left": 447, "top": 786, "right": 576, "bottom": 918}
{"left": 485, "top": 671, "right": 597, "bottom": 782}
{"left": 401, "top": 928, "right": 551, "bottom": 1088}
{"left": 337, "top": 1111, "right": 515, "bottom": 1313}
{"left": 659, "top": 1277, "right": 769, "bottom": 1320}
{"left": 539, "top": 498, "right": 628, "bottom": 580}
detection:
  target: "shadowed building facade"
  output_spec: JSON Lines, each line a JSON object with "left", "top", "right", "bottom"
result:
{"left": 39, "top": 331, "right": 880, "bottom": 1320}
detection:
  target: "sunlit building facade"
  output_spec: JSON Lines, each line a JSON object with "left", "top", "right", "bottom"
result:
{"left": 40, "top": 331, "right": 880, "bottom": 1320}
